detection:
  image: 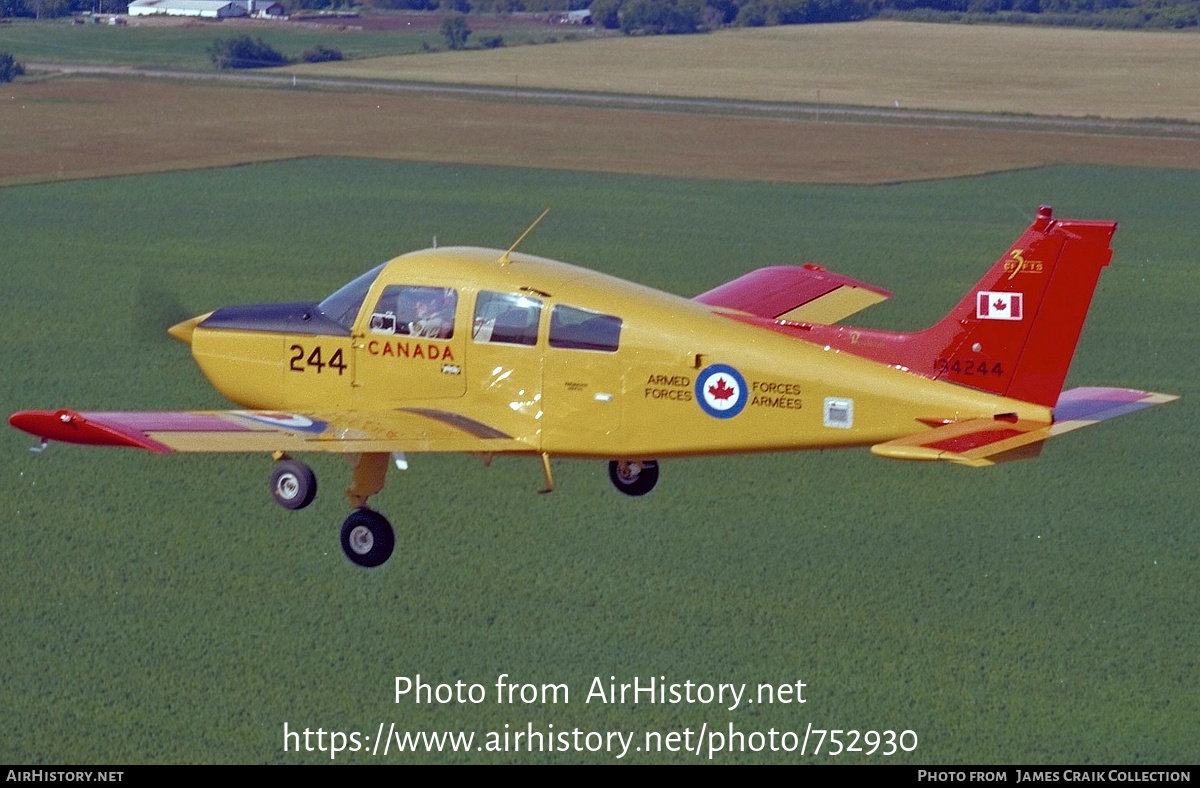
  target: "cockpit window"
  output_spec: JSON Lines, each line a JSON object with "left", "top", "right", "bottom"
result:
{"left": 473, "top": 291, "right": 541, "bottom": 346}
{"left": 369, "top": 286, "right": 457, "bottom": 339}
{"left": 317, "top": 263, "right": 386, "bottom": 331}
{"left": 549, "top": 304, "right": 622, "bottom": 352}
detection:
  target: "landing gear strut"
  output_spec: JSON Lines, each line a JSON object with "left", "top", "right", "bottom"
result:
{"left": 339, "top": 453, "right": 395, "bottom": 567}
{"left": 608, "top": 459, "right": 659, "bottom": 496}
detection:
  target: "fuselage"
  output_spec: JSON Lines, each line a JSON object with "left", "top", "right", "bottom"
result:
{"left": 180, "top": 247, "right": 1049, "bottom": 459}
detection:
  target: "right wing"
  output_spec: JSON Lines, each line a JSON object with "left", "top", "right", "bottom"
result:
{"left": 9, "top": 408, "right": 535, "bottom": 455}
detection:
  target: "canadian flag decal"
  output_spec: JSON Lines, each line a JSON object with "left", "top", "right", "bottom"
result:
{"left": 977, "top": 291, "right": 1023, "bottom": 321}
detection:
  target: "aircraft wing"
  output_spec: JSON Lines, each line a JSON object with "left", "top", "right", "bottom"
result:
{"left": 8, "top": 408, "right": 535, "bottom": 455}
{"left": 870, "top": 387, "right": 1178, "bottom": 467}
{"left": 694, "top": 264, "right": 891, "bottom": 324}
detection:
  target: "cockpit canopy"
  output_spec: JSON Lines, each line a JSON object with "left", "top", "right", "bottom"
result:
{"left": 313, "top": 257, "right": 623, "bottom": 353}
{"left": 316, "top": 263, "right": 387, "bottom": 332}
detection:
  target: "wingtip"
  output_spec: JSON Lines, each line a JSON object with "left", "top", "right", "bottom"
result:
{"left": 8, "top": 409, "right": 168, "bottom": 452}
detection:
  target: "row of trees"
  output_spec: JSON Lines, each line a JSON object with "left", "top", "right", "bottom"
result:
{"left": 588, "top": 0, "right": 869, "bottom": 32}
{"left": 206, "top": 22, "right": 474, "bottom": 68}
{"left": 208, "top": 36, "right": 343, "bottom": 67}
{"left": 877, "top": 0, "right": 1199, "bottom": 27}
{"left": 321, "top": 0, "right": 1200, "bottom": 28}
{"left": 2, "top": 0, "right": 110, "bottom": 16}
{"left": 1, "top": 0, "right": 1196, "bottom": 30}
{"left": 326, "top": 0, "right": 586, "bottom": 9}
{"left": 590, "top": 0, "right": 1200, "bottom": 31}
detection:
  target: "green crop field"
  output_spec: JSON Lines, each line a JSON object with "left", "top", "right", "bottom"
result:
{"left": 1, "top": 159, "right": 1195, "bottom": 763}
{"left": 0, "top": 17, "right": 562, "bottom": 71}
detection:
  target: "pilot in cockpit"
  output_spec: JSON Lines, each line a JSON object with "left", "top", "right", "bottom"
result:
{"left": 405, "top": 289, "right": 455, "bottom": 339}
{"left": 369, "top": 286, "right": 456, "bottom": 339}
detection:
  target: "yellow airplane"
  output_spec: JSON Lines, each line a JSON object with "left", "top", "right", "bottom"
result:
{"left": 10, "top": 206, "right": 1176, "bottom": 567}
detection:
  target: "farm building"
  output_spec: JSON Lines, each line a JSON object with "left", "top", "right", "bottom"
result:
{"left": 549, "top": 9, "right": 591, "bottom": 24}
{"left": 127, "top": 0, "right": 284, "bottom": 18}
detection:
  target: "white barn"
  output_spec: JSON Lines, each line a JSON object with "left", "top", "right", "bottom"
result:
{"left": 550, "top": 9, "right": 592, "bottom": 24}
{"left": 128, "top": 0, "right": 245, "bottom": 17}
{"left": 127, "top": 0, "right": 284, "bottom": 18}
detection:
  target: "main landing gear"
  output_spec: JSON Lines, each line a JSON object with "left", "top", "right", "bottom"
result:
{"left": 268, "top": 453, "right": 397, "bottom": 569}
{"left": 339, "top": 508, "right": 395, "bottom": 569}
{"left": 269, "top": 459, "right": 317, "bottom": 510}
{"left": 267, "top": 454, "right": 657, "bottom": 568}
{"left": 608, "top": 459, "right": 659, "bottom": 496}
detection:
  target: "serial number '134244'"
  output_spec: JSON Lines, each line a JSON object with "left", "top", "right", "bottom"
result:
{"left": 289, "top": 345, "right": 347, "bottom": 375}
{"left": 934, "top": 358, "right": 1003, "bottom": 376}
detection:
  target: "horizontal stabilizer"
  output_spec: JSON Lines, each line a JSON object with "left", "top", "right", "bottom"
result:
{"left": 694, "top": 264, "right": 890, "bottom": 324}
{"left": 871, "top": 387, "right": 1177, "bottom": 467}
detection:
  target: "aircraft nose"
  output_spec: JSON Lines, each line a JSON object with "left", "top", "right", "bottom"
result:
{"left": 168, "top": 313, "right": 211, "bottom": 345}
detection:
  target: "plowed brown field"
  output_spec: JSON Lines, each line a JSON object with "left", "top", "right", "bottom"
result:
{"left": 4, "top": 77, "right": 1200, "bottom": 186}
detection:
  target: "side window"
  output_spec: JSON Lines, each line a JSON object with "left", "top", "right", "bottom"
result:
{"left": 473, "top": 291, "right": 542, "bottom": 346}
{"left": 549, "top": 304, "right": 622, "bottom": 352}
{"left": 369, "top": 286, "right": 457, "bottom": 339}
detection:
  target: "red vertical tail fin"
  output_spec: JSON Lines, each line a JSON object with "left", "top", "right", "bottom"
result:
{"left": 797, "top": 206, "right": 1117, "bottom": 408}
{"left": 914, "top": 206, "right": 1115, "bottom": 407}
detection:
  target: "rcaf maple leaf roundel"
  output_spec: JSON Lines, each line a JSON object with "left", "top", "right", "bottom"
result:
{"left": 695, "top": 364, "right": 748, "bottom": 419}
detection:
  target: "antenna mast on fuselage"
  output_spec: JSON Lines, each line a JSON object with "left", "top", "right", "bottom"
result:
{"left": 499, "top": 208, "right": 550, "bottom": 266}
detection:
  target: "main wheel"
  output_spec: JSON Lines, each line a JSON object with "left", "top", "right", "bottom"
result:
{"left": 270, "top": 459, "right": 317, "bottom": 510}
{"left": 340, "top": 509, "right": 395, "bottom": 568}
{"left": 608, "top": 459, "right": 659, "bottom": 496}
